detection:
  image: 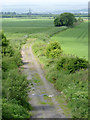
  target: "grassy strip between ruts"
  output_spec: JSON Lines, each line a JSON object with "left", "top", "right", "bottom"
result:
{"left": 31, "top": 27, "right": 88, "bottom": 118}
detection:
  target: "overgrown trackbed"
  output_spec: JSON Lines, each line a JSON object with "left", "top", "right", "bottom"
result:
{"left": 21, "top": 41, "right": 67, "bottom": 118}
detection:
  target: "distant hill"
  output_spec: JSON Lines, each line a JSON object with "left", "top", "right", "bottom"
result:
{"left": 52, "top": 9, "right": 88, "bottom": 14}
{"left": 2, "top": 3, "right": 88, "bottom": 14}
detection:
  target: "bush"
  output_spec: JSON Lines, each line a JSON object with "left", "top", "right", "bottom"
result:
{"left": 57, "top": 56, "right": 88, "bottom": 73}
{"left": 2, "top": 56, "right": 18, "bottom": 72}
{"left": 2, "top": 99, "right": 30, "bottom": 119}
{"left": 45, "top": 41, "right": 62, "bottom": 58}
{"left": 2, "top": 69, "right": 30, "bottom": 109}
{"left": 2, "top": 32, "right": 14, "bottom": 57}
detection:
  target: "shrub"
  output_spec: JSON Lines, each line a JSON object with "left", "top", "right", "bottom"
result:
{"left": 45, "top": 41, "right": 62, "bottom": 58}
{"left": 57, "top": 56, "right": 88, "bottom": 73}
{"left": 2, "top": 69, "right": 30, "bottom": 109}
{"left": 2, "top": 32, "right": 14, "bottom": 57}
{"left": 2, "top": 56, "right": 18, "bottom": 72}
{"left": 2, "top": 99, "right": 30, "bottom": 119}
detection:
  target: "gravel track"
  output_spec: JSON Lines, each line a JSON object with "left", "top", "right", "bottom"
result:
{"left": 21, "top": 42, "right": 66, "bottom": 118}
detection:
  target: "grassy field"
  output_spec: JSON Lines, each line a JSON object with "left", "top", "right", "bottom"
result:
{"left": 2, "top": 18, "right": 54, "bottom": 34}
{"left": 2, "top": 18, "right": 66, "bottom": 47}
{"left": 51, "top": 21, "right": 88, "bottom": 60}
{"left": 3, "top": 18, "right": 88, "bottom": 60}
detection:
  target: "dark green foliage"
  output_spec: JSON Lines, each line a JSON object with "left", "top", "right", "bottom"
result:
{"left": 45, "top": 41, "right": 62, "bottom": 58}
{"left": 2, "top": 99, "right": 30, "bottom": 119}
{"left": 2, "top": 32, "right": 14, "bottom": 57}
{"left": 54, "top": 16, "right": 61, "bottom": 27}
{"left": 2, "top": 56, "right": 18, "bottom": 72}
{"left": 57, "top": 56, "right": 88, "bottom": 73}
{"left": 54, "top": 13, "right": 76, "bottom": 27}
{"left": 2, "top": 32, "right": 31, "bottom": 119}
{"left": 2, "top": 69, "right": 30, "bottom": 108}
{"left": 2, "top": 51, "right": 22, "bottom": 72}
{"left": 13, "top": 50, "right": 23, "bottom": 66}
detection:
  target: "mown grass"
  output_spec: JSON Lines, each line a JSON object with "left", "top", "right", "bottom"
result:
{"left": 51, "top": 21, "right": 88, "bottom": 60}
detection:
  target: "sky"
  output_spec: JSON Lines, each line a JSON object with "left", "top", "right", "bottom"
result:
{"left": 1, "top": 0, "right": 89, "bottom": 5}
{"left": 1, "top": 0, "right": 89, "bottom": 13}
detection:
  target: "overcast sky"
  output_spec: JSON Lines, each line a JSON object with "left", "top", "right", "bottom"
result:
{"left": 1, "top": 0, "right": 89, "bottom": 13}
{"left": 2, "top": 0, "right": 89, "bottom": 5}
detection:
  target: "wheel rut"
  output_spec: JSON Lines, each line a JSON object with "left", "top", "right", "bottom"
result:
{"left": 21, "top": 42, "right": 66, "bottom": 118}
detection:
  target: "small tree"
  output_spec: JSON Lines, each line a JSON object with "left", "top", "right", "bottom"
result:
{"left": 54, "top": 13, "right": 76, "bottom": 27}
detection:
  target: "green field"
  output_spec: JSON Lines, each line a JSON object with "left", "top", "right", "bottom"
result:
{"left": 2, "top": 18, "right": 88, "bottom": 60}
{"left": 2, "top": 18, "right": 54, "bottom": 34}
{"left": 51, "top": 21, "right": 88, "bottom": 60}
{"left": 2, "top": 18, "right": 66, "bottom": 46}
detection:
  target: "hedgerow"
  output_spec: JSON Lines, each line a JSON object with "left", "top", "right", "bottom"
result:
{"left": 2, "top": 32, "right": 31, "bottom": 119}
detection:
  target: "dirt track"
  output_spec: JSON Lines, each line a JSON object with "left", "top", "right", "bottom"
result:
{"left": 21, "top": 41, "right": 67, "bottom": 118}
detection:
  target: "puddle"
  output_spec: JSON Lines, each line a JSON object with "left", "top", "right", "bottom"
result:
{"left": 37, "top": 94, "right": 48, "bottom": 97}
{"left": 31, "top": 94, "right": 48, "bottom": 97}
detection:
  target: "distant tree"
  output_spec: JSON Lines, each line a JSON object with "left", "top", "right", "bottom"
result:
{"left": 54, "top": 13, "right": 76, "bottom": 27}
